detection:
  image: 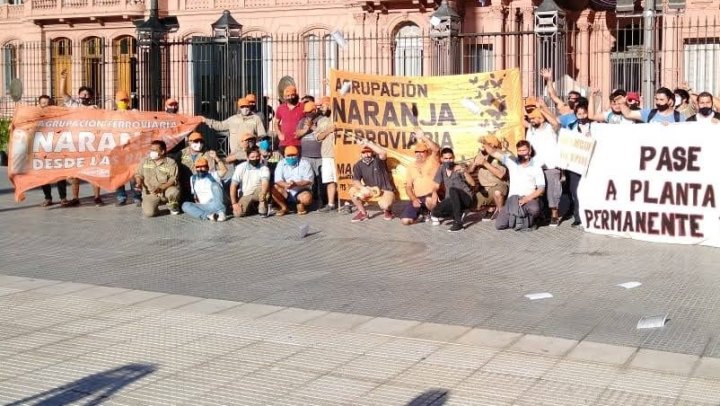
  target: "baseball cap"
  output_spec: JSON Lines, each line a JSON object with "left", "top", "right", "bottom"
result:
{"left": 414, "top": 142, "right": 428, "bottom": 153}
{"left": 627, "top": 92, "right": 640, "bottom": 102}
{"left": 284, "top": 145, "right": 299, "bottom": 156}
{"left": 245, "top": 94, "right": 257, "bottom": 103}
{"left": 194, "top": 157, "right": 209, "bottom": 168}
{"left": 237, "top": 97, "right": 251, "bottom": 107}
{"left": 482, "top": 135, "right": 501, "bottom": 148}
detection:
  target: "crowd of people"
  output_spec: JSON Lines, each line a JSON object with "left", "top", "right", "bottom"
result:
{"left": 35, "top": 69, "right": 719, "bottom": 232}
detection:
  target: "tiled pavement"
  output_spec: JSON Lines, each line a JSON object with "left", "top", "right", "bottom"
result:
{"left": 0, "top": 276, "right": 719, "bottom": 405}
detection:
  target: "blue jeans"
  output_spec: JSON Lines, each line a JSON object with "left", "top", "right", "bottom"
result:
{"left": 181, "top": 182, "right": 226, "bottom": 220}
{"left": 116, "top": 180, "right": 141, "bottom": 202}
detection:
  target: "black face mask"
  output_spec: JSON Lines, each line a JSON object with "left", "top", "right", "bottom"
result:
{"left": 442, "top": 161, "right": 455, "bottom": 170}
{"left": 656, "top": 104, "right": 670, "bottom": 112}
{"left": 699, "top": 107, "right": 713, "bottom": 116}
{"left": 578, "top": 118, "right": 591, "bottom": 124}
{"left": 288, "top": 96, "right": 300, "bottom": 105}
{"left": 248, "top": 159, "right": 261, "bottom": 167}
{"left": 568, "top": 100, "right": 577, "bottom": 109}
{"left": 80, "top": 97, "right": 92, "bottom": 106}
{"left": 518, "top": 154, "right": 531, "bottom": 163}
{"left": 166, "top": 107, "right": 178, "bottom": 114}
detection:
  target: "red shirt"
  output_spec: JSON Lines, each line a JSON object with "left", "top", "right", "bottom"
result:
{"left": 276, "top": 102, "right": 305, "bottom": 147}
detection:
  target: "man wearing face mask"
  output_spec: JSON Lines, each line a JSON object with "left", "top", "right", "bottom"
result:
{"left": 181, "top": 157, "right": 227, "bottom": 222}
{"left": 525, "top": 99, "right": 563, "bottom": 227}
{"left": 591, "top": 89, "right": 634, "bottom": 124}
{"left": 621, "top": 87, "right": 686, "bottom": 124}
{"left": 134, "top": 140, "right": 181, "bottom": 217}
{"left": 431, "top": 148, "right": 476, "bottom": 232}
{"left": 348, "top": 140, "right": 396, "bottom": 223}
{"left": 230, "top": 148, "right": 271, "bottom": 217}
{"left": 204, "top": 97, "right": 266, "bottom": 163}
{"left": 272, "top": 145, "right": 314, "bottom": 215}
{"left": 114, "top": 90, "right": 143, "bottom": 207}
{"left": 165, "top": 98, "right": 179, "bottom": 114}
{"left": 274, "top": 86, "right": 305, "bottom": 154}
{"left": 59, "top": 69, "right": 105, "bottom": 207}
{"left": 687, "top": 92, "right": 720, "bottom": 123}
{"left": 177, "top": 132, "right": 227, "bottom": 203}
{"left": 296, "top": 101, "right": 324, "bottom": 205}
{"left": 540, "top": 68, "right": 580, "bottom": 128}
{"left": 315, "top": 96, "right": 338, "bottom": 213}
{"left": 486, "top": 140, "right": 545, "bottom": 231}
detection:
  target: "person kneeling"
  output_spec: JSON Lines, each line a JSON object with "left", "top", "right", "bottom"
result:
{"left": 348, "top": 141, "right": 396, "bottom": 222}
{"left": 181, "top": 157, "right": 227, "bottom": 222}
{"left": 135, "top": 140, "right": 180, "bottom": 217}
{"left": 272, "top": 145, "right": 314, "bottom": 216}
{"left": 230, "top": 148, "right": 270, "bottom": 217}
{"left": 430, "top": 148, "right": 476, "bottom": 232}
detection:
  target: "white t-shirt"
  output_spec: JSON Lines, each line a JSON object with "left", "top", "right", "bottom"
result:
{"left": 501, "top": 154, "right": 546, "bottom": 197}
{"left": 191, "top": 176, "right": 216, "bottom": 204}
{"left": 526, "top": 122, "right": 560, "bottom": 169}
{"left": 231, "top": 162, "right": 270, "bottom": 195}
{"left": 604, "top": 110, "right": 634, "bottom": 124}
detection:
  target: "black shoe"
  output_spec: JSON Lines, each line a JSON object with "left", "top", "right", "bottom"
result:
{"left": 448, "top": 222, "right": 463, "bottom": 232}
{"left": 549, "top": 217, "right": 560, "bottom": 227}
{"left": 94, "top": 197, "right": 105, "bottom": 207}
{"left": 115, "top": 200, "right": 126, "bottom": 207}
{"left": 571, "top": 220, "right": 582, "bottom": 228}
{"left": 317, "top": 205, "right": 336, "bottom": 213}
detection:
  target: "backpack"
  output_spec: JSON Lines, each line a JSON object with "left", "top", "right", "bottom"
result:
{"left": 647, "top": 109, "right": 680, "bottom": 123}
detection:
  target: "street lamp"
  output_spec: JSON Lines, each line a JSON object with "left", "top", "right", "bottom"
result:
{"left": 429, "top": 0, "right": 461, "bottom": 75}
{"left": 211, "top": 10, "right": 242, "bottom": 43}
{"left": 534, "top": 0, "right": 567, "bottom": 100}
{"left": 209, "top": 10, "right": 242, "bottom": 154}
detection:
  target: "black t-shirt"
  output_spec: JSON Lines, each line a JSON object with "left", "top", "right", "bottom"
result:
{"left": 352, "top": 158, "right": 395, "bottom": 192}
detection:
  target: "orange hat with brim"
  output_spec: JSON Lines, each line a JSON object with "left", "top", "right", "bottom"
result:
{"left": 414, "top": 142, "right": 428, "bottom": 153}
{"left": 283, "top": 86, "right": 298, "bottom": 97}
{"left": 528, "top": 109, "right": 543, "bottom": 119}
{"left": 246, "top": 94, "right": 257, "bottom": 103}
{"left": 237, "top": 98, "right": 251, "bottom": 107}
{"left": 321, "top": 96, "right": 331, "bottom": 107}
{"left": 481, "top": 135, "right": 501, "bottom": 148}
{"left": 115, "top": 90, "right": 129, "bottom": 101}
{"left": 285, "top": 145, "right": 299, "bottom": 156}
{"left": 188, "top": 132, "right": 203, "bottom": 142}
{"left": 195, "top": 157, "right": 209, "bottom": 167}
{"left": 303, "top": 102, "right": 317, "bottom": 113}
{"left": 361, "top": 146, "right": 373, "bottom": 153}
{"left": 525, "top": 97, "right": 538, "bottom": 108}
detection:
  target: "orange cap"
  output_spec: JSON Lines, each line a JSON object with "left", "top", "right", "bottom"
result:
{"left": 188, "top": 132, "right": 203, "bottom": 142}
{"left": 283, "top": 85, "right": 298, "bottom": 97}
{"left": 237, "top": 97, "right": 251, "bottom": 107}
{"left": 194, "top": 157, "right": 209, "bottom": 167}
{"left": 284, "top": 145, "right": 299, "bottom": 156}
{"left": 321, "top": 96, "right": 331, "bottom": 107}
{"left": 414, "top": 142, "right": 428, "bottom": 153}
{"left": 303, "top": 101, "right": 317, "bottom": 113}
{"left": 525, "top": 97, "right": 538, "bottom": 108}
{"left": 481, "top": 135, "right": 501, "bottom": 148}
{"left": 115, "top": 90, "right": 129, "bottom": 101}
{"left": 361, "top": 145, "right": 373, "bottom": 153}
{"left": 165, "top": 98, "right": 178, "bottom": 107}
{"left": 245, "top": 94, "right": 257, "bottom": 103}
{"left": 528, "top": 109, "right": 544, "bottom": 119}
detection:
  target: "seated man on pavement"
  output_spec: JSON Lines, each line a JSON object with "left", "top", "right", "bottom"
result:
{"left": 485, "top": 140, "right": 545, "bottom": 231}
{"left": 430, "top": 148, "right": 477, "bottom": 232}
{"left": 349, "top": 140, "right": 396, "bottom": 223}
{"left": 181, "top": 157, "right": 227, "bottom": 222}
{"left": 272, "top": 145, "right": 314, "bottom": 216}
{"left": 230, "top": 147, "right": 271, "bottom": 217}
{"left": 177, "top": 131, "right": 227, "bottom": 203}
{"left": 134, "top": 140, "right": 181, "bottom": 217}
{"left": 469, "top": 135, "right": 508, "bottom": 220}
{"left": 400, "top": 133, "right": 440, "bottom": 225}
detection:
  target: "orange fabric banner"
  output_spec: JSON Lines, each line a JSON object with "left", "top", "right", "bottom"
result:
{"left": 8, "top": 106, "right": 202, "bottom": 201}
{"left": 330, "top": 69, "right": 525, "bottom": 200}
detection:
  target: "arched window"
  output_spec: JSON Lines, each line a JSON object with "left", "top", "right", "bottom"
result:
{"left": 81, "top": 37, "right": 104, "bottom": 103}
{"left": 394, "top": 24, "right": 423, "bottom": 76}
{"left": 305, "top": 33, "right": 338, "bottom": 97}
{"left": 51, "top": 38, "right": 72, "bottom": 102}
{"left": 113, "top": 36, "right": 137, "bottom": 107}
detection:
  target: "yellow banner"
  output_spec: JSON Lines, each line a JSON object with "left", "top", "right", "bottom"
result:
{"left": 330, "top": 69, "right": 524, "bottom": 200}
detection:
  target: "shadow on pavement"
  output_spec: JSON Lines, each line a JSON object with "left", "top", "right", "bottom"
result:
{"left": 406, "top": 389, "right": 449, "bottom": 406}
{"left": 5, "top": 363, "right": 157, "bottom": 406}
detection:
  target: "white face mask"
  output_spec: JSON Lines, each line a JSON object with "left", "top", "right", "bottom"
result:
{"left": 675, "top": 95, "right": 682, "bottom": 106}
{"left": 149, "top": 151, "right": 160, "bottom": 160}
{"left": 190, "top": 142, "right": 203, "bottom": 152}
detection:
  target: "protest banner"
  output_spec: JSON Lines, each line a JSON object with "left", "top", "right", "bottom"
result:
{"left": 557, "top": 128, "right": 596, "bottom": 176}
{"left": 330, "top": 69, "right": 524, "bottom": 200}
{"left": 578, "top": 123, "right": 719, "bottom": 247}
{"left": 8, "top": 106, "right": 202, "bottom": 201}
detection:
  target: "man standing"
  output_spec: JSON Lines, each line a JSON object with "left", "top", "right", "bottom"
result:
{"left": 674, "top": 88, "right": 695, "bottom": 118}
{"left": 274, "top": 86, "right": 304, "bottom": 154}
{"left": 540, "top": 68, "right": 581, "bottom": 128}
{"left": 245, "top": 93, "right": 265, "bottom": 124}
{"left": 687, "top": 92, "right": 720, "bottom": 123}
{"left": 348, "top": 140, "right": 396, "bottom": 223}
{"left": 181, "top": 157, "right": 227, "bottom": 222}
{"left": 591, "top": 89, "right": 635, "bottom": 124}
{"left": 272, "top": 146, "right": 314, "bottom": 215}
{"left": 400, "top": 134, "right": 440, "bottom": 225}
{"left": 525, "top": 100, "right": 562, "bottom": 226}
{"left": 134, "top": 140, "right": 181, "bottom": 217}
{"left": 230, "top": 148, "right": 270, "bottom": 217}
{"left": 431, "top": 148, "right": 476, "bottom": 232}
{"left": 296, "top": 102, "right": 323, "bottom": 203}
{"left": 315, "top": 97, "right": 338, "bottom": 213}
{"left": 59, "top": 69, "right": 104, "bottom": 207}
{"left": 114, "top": 90, "right": 143, "bottom": 207}
{"left": 204, "top": 97, "right": 266, "bottom": 162}
{"left": 469, "top": 135, "right": 508, "bottom": 220}
{"left": 165, "top": 98, "right": 179, "bottom": 114}
{"left": 177, "top": 132, "right": 227, "bottom": 202}
{"left": 37, "top": 95, "right": 69, "bottom": 207}
{"left": 621, "top": 87, "right": 686, "bottom": 124}
{"left": 486, "top": 140, "right": 546, "bottom": 231}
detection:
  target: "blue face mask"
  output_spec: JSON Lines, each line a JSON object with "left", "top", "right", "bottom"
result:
{"left": 285, "top": 156, "right": 298, "bottom": 166}
{"left": 258, "top": 140, "right": 270, "bottom": 151}
{"left": 196, "top": 171, "right": 208, "bottom": 178}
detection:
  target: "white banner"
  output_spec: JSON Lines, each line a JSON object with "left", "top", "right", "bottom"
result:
{"left": 557, "top": 128, "right": 596, "bottom": 176}
{"left": 578, "top": 123, "right": 720, "bottom": 247}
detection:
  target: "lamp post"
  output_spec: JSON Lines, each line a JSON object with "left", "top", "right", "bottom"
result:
{"left": 429, "top": 0, "right": 461, "bottom": 75}
{"left": 211, "top": 10, "right": 242, "bottom": 120}
{"left": 534, "top": 0, "right": 567, "bottom": 101}
{"left": 134, "top": 0, "right": 178, "bottom": 111}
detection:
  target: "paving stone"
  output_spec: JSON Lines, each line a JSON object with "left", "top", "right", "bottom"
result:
{"left": 174, "top": 298, "right": 243, "bottom": 314}
{"left": 566, "top": 340, "right": 637, "bottom": 365}
{"left": 693, "top": 357, "right": 720, "bottom": 380}
{"left": 28, "top": 282, "right": 95, "bottom": 296}
{"left": 630, "top": 348, "right": 700, "bottom": 375}
{"left": 367, "top": 338, "right": 441, "bottom": 362}
{"left": 515, "top": 379, "right": 604, "bottom": 406}
{"left": 608, "top": 369, "right": 688, "bottom": 398}
{"left": 332, "top": 355, "right": 417, "bottom": 382}
{"left": 421, "top": 344, "right": 498, "bottom": 371}
{"left": 388, "top": 362, "right": 476, "bottom": 389}
{"left": 509, "top": 334, "right": 578, "bottom": 357}
{"left": 132, "top": 294, "right": 204, "bottom": 310}
{"left": 276, "top": 348, "right": 361, "bottom": 374}
{"left": 353, "top": 317, "right": 421, "bottom": 336}
{"left": 356, "top": 385, "right": 442, "bottom": 406}
{"left": 259, "top": 307, "right": 328, "bottom": 324}
{"left": 399, "top": 322, "right": 472, "bottom": 342}
{"left": 288, "top": 375, "right": 378, "bottom": 403}
{"left": 595, "top": 389, "right": 677, "bottom": 406}
{"left": 303, "top": 311, "right": 375, "bottom": 330}
{"left": 97, "top": 290, "right": 167, "bottom": 305}
{"left": 0, "top": 278, "right": 60, "bottom": 291}
{"left": 217, "top": 303, "right": 285, "bottom": 319}
{"left": 481, "top": 352, "right": 558, "bottom": 379}
{"left": 679, "top": 377, "right": 720, "bottom": 404}
{"left": 542, "top": 360, "right": 621, "bottom": 389}
{"left": 454, "top": 370, "right": 537, "bottom": 401}
{"left": 69, "top": 286, "right": 131, "bottom": 299}
{"left": 453, "top": 328, "right": 523, "bottom": 348}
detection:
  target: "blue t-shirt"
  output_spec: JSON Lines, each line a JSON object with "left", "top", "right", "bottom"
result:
{"left": 559, "top": 113, "right": 577, "bottom": 128}
{"left": 640, "top": 109, "right": 686, "bottom": 124}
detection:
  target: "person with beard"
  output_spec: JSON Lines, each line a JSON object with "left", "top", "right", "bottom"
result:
{"left": 296, "top": 101, "right": 323, "bottom": 203}
{"left": 591, "top": 89, "right": 635, "bottom": 124}
{"left": 566, "top": 104, "right": 593, "bottom": 227}
{"left": 272, "top": 145, "right": 314, "bottom": 216}
{"left": 230, "top": 148, "right": 270, "bottom": 217}
{"left": 674, "top": 88, "right": 696, "bottom": 118}
{"left": 165, "top": 98, "right": 179, "bottom": 114}
{"left": 134, "top": 140, "right": 181, "bottom": 217}
{"left": 687, "top": 92, "right": 720, "bottom": 123}
{"left": 485, "top": 140, "right": 545, "bottom": 231}
{"left": 204, "top": 97, "right": 266, "bottom": 163}
{"left": 400, "top": 135, "right": 440, "bottom": 226}
{"left": 430, "top": 148, "right": 476, "bottom": 232}
{"left": 348, "top": 140, "right": 396, "bottom": 223}
{"left": 540, "top": 68, "right": 580, "bottom": 128}
{"left": 244, "top": 93, "right": 265, "bottom": 125}
{"left": 621, "top": 87, "right": 686, "bottom": 124}
{"left": 315, "top": 97, "right": 338, "bottom": 213}
{"left": 525, "top": 99, "right": 562, "bottom": 227}
{"left": 274, "top": 86, "right": 305, "bottom": 154}
{"left": 181, "top": 157, "right": 227, "bottom": 222}
{"left": 177, "top": 132, "right": 227, "bottom": 203}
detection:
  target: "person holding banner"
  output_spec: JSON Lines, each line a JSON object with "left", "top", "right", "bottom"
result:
{"left": 181, "top": 157, "right": 227, "bottom": 222}
{"left": 566, "top": 104, "right": 593, "bottom": 227}
{"left": 134, "top": 140, "right": 181, "bottom": 217}
{"left": 525, "top": 100, "right": 562, "bottom": 227}
{"left": 400, "top": 134, "right": 440, "bottom": 226}
{"left": 431, "top": 148, "right": 476, "bottom": 233}
{"left": 204, "top": 97, "right": 266, "bottom": 163}
{"left": 348, "top": 140, "right": 396, "bottom": 223}
{"left": 114, "top": 90, "right": 143, "bottom": 207}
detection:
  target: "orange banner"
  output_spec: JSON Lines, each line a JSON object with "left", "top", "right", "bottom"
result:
{"left": 330, "top": 69, "right": 525, "bottom": 200}
{"left": 8, "top": 106, "right": 202, "bottom": 201}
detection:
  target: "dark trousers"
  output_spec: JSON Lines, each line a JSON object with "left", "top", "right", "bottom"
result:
{"left": 431, "top": 187, "right": 474, "bottom": 224}
{"left": 495, "top": 197, "right": 541, "bottom": 230}
{"left": 42, "top": 181, "right": 67, "bottom": 200}
{"left": 567, "top": 171, "right": 582, "bottom": 222}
